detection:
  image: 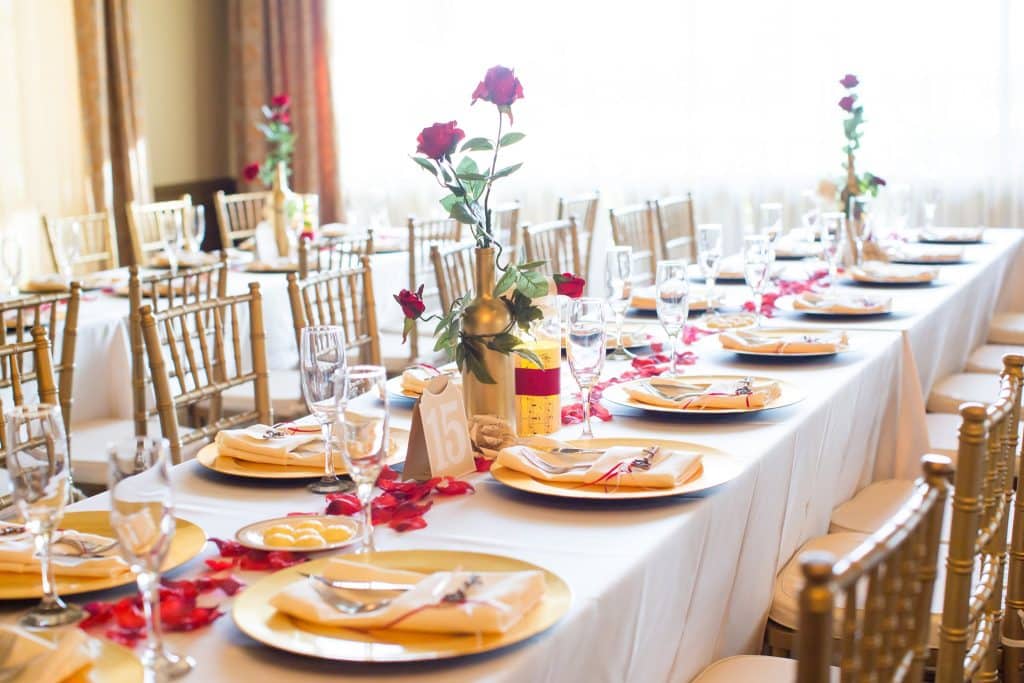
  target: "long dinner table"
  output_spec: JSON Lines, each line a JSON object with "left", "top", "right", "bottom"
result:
{"left": 2, "top": 228, "right": 1022, "bottom": 682}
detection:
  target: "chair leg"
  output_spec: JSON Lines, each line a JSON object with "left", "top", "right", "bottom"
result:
{"left": 764, "top": 619, "right": 795, "bottom": 658}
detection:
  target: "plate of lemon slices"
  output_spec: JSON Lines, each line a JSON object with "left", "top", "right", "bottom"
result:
{"left": 235, "top": 515, "right": 362, "bottom": 552}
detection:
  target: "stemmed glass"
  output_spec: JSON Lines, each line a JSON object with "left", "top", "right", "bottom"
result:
{"left": 847, "top": 196, "right": 873, "bottom": 265}
{"left": 696, "top": 224, "right": 722, "bottom": 316}
{"left": 300, "top": 325, "right": 350, "bottom": 494}
{"left": 56, "top": 222, "right": 83, "bottom": 282}
{"left": 889, "top": 185, "right": 911, "bottom": 239}
{"left": 794, "top": 190, "right": 821, "bottom": 245}
{"left": 159, "top": 213, "right": 183, "bottom": 275}
{"left": 566, "top": 298, "right": 606, "bottom": 439}
{"left": 922, "top": 188, "right": 940, "bottom": 229}
{"left": 109, "top": 437, "right": 194, "bottom": 680}
{"left": 604, "top": 246, "right": 633, "bottom": 360}
{"left": 187, "top": 205, "right": 206, "bottom": 254}
{"left": 1, "top": 235, "right": 23, "bottom": 296}
{"left": 334, "top": 365, "right": 388, "bottom": 554}
{"left": 758, "top": 202, "right": 784, "bottom": 246}
{"left": 655, "top": 260, "right": 690, "bottom": 376}
{"left": 5, "top": 404, "right": 81, "bottom": 628}
{"left": 743, "top": 235, "right": 774, "bottom": 327}
{"left": 819, "top": 212, "right": 846, "bottom": 298}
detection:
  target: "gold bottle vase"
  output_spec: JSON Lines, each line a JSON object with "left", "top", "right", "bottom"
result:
{"left": 460, "top": 247, "right": 517, "bottom": 431}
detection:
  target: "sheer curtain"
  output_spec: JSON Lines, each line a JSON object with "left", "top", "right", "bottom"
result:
{"left": 330, "top": 0, "right": 1022, "bottom": 249}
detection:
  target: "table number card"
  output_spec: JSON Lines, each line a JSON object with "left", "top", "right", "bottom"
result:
{"left": 403, "top": 376, "right": 475, "bottom": 481}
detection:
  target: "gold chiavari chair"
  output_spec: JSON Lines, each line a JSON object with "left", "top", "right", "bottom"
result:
{"left": 1004, "top": 370, "right": 1024, "bottom": 682}
{"left": 609, "top": 203, "right": 659, "bottom": 285}
{"left": 297, "top": 230, "right": 375, "bottom": 280}
{"left": 430, "top": 242, "right": 476, "bottom": 313}
{"left": 140, "top": 282, "right": 271, "bottom": 464}
{"left": 406, "top": 216, "right": 462, "bottom": 362}
{"left": 214, "top": 190, "right": 269, "bottom": 249}
{"left": 42, "top": 211, "right": 118, "bottom": 274}
{"left": 522, "top": 217, "right": 582, "bottom": 276}
{"left": 490, "top": 201, "right": 521, "bottom": 258}
{"left": 653, "top": 193, "right": 697, "bottom": 262}
{"left": 127, "top": 195, "right": 193, "bottom": 265}
{"left": 557, "top": 191, "right": 599, "bottom": 278}
{"left": 694, "top": 454, "right": 953, "bottom": 683}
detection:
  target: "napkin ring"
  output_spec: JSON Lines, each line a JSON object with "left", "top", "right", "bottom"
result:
{"left": 441, "top": 574, "right": 482, "bottom": 604}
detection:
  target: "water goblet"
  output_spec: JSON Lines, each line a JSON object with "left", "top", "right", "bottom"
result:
{"left": 847, "top": 196, "right": 873, "bottom": 265}
{"left": 888, "top": 184, "right": 911, "bottom": 240}
{"left": 56, "top": 222, "right": 83, "bottom": 282}
{"left": 300, "top": 325, "right": 351, "bottom": 493}
{"left": 922, "top": 188, "right": 941, "bottom": 229}
{"left": 655, "top": 260, "right": 690, "bottom": 376}
{"left": 187, "top": 205, "right": 206, "bottom": 254}
{"left": 604, "top": 246, "right": 633, "bottom": 360}
{"left": 819, "top": 212, "right": 846, "bottom": 297}
{"left": 696, "top": 224, "right": 722, "bottom": 315}
{"left": 566, "top": 298, "right": 606, "bottom": 439}
{"left": 743, "top": 235, "right": 774, "bottom": 327}
{"left": 159, "top": 214, "right": 183, "bottom": 275}
{"left": 758, "top": 202, "right": 784, "bottom": 245}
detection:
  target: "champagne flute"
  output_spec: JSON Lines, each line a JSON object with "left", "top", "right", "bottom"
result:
{"left": 922, "top": 188, "right": 940, "bottom": 229}
{"left": 57, "top": 222, "right": 83, "bottom": 282}
{"left": 1, "top": 235, "right": 23, "bottom": 296}
{"left": 655, "top": 260, "right": 690, "bottom": 376}
{"left": 188, "top": 205, "right": 206, "bottom": 254}
{"left": 758, "top": 202, "right": 784, "bottom": 246}
{"left": 334, "top": 365, "right": 388, "bottom": 554}
{"left": 6, "top": 404, "right": 81, "bottom": 628}
{"left": 820, "top": 212, "right": 846, "bottom": 298}
{"left": 159, "top": 214, "right": 183, "bottom": 275}
{"left": 696, "top": 224, "right": 722, "bottom": 315}
{"left": 566, "top": 298, "right": 606, "bottom": 439}
{"left": 604, "top": 246, "right": 633, "bottom": 360}
{"left": 300, "top": 325, "right": 350, "bottom": 493}
{"left": 743, "top": 235, "right": 773, "bottom": 327}
{"left": 889, "top": 184, "right": 911, "bottom": 240}
{"left": 109, "top": 437, "right": 193, "bottom": 679}
{"left": 847, "top": 195, "right": 872, "bottom": 265}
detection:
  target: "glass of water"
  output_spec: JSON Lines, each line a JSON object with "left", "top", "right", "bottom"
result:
{"left": 188, "top": 205, "right": 206, "bottom": 254}
{"left": 300, "top": 325, "right": 350, "bottom": 493}
{"left": 56, "top": 222, "right": 83, "bottom": 281}
{"left": 743, "top": 235, "right": 774, "bottom": 327}
{"left": 655, "top": 260, "right": 690, "bottom": 376}
{"left": 604, "top": 246, "right": 633, "bottom": 360}
{"left": 888, "top": 185, "right": 911, "bottom": 239}
{"left": 696, "top": 224, "right": 722, "bottom": 315}
{"left": 819, "top": 212, "right": 846, "bottom": 297}
{"left": 159, "top": 213, "right": 183, "bottom": 275}
{"left": 566, "top": 298, "right": 607, "bottom": 439}
{"left": 847, "top": 195, "right": 873, "bottom": 265}
{"left": 758, "top": 202, "right": 784, "bottom": 245}
{"left": 922, "top": 188, "right": 940, "bottom": 229}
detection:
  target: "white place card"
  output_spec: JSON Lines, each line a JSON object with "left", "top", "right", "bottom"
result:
{"left": 403, "top": 376, "right": 475, "bottom": 481}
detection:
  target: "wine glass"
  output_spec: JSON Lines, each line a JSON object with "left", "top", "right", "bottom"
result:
{"left": 109, "top": 437, "right": 194, "bottom": 679}
{"left": 566, "top": 298, "right": 606, "bottom": 439}
{"left": 56, "top": 222, "right": 83, "bottom": 282}
{"left": 300, "top": 325, "right": 350, "bottom": 494}
{"left": 187, "top": 205, "right": 206, "bottom": 254}
{"left": 847, "top": 195, "right": 873, "bottom": 265}
{"left": 922, "top": 188, "right": 940, "bottom": 229}
{"left": 6, "top": 404, "right": 80, "bottom": 628}
{"left": 696, "top": 224, "right": 722, "bottom": 315}
{"left": 655, "top": 260, "right": 690, "bottom": 376}
{"left": 819, "top": 212, "right": 846, "bottom": 298}
{"left": 758, "top": 202, "right": 784, "bottom": 246}
{"left": 604, "top": 246, "right": 633, "bottom": 360}
{"left": 0, "top": 234, "right": 23, "bottom": 296}
{"left": 743, "top": 235, "right": 774, "bottom": 327}
{"left": 334, "top": 365, "right": 388, "bottom": 554}
{"left": 888, "top": 184, "right": 911, "bottom": 240}
{"left": 159, "top": 213, "right": 183, "bottom": 275}
{"left": 793, "top": 190, "right": 821, "bottom": 245}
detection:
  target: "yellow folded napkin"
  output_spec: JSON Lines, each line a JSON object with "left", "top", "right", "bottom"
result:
{"left": 497, "top": 441, "right": 702, "bottom": 488}
{"left": 270, "top": 557, "right": 546, "bottom": 634}
{"left": 623, "top": 377, "right": 781, "bottom": 409}
{"left": 888, "top": 244, "right": 964, "bottom": 263}
{"left": 214, "top": 420, "right": 328, "bottom": 466}
{"left": 149, "top": 251, "right": 217, "bottom": 269}
{"left": 245, "top": 258, "right": 298, "bottom": 272}
{"left": 22, "top": 274, "right": 70, "bottom": 294}
{"left": 400, "top": 364, "right": 460, "bottom": 395}
{"left": 719, "top": 330, "right": 848, "bottom": 354}
{"left": 849, "top": 261, "right": 937, "bottom": 283}
{"left": 630, "top": 286, "right": 716, "bottom": 311}
{"left": 918, "top": 227, "right": 984, "bottom": 243}
{"left": 0, "top": 523, "right": 129, "bottom": 578}
{"left": 0, "top": 625, "right": 94, "bottom": 683}
{"left": 716, "top": 254, "right": 745, "bottom": 279}
{"left": 793, "top": 292, "right": 892, "bottom": 314}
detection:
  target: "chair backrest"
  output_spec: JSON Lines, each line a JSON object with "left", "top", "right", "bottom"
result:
{"left": 490, "top": 201, "right": 521, "bottom": 256}
{"left": 653, "top": 194, "right": 696, "bottom": 262}
{"left": 609, "top": 203, "right": 658, "bottom": 285}
{"left": 522, "top": 218, "right": 581, "bottom": 276}
{"left": 297, "top": 231, "right": 375, "bottom": 280}
{"left": 287, "top": 255, "right": 381, "bottom": 366}
{"left": 406, "top": 216, "right": 462, "bottom": 361}
{"left": 796, "top": 455, "right": 953, "bottom": 683}
{"left": 557, "top": 191, "right": 599, "bottom": 278}
{"left": 430, "top": 242, "right": 476, "bottom": 313}
{"left": 139, "top": 281, "right": 271, "bottom": 464}
{"left": 42, "top": 211, "right": 118, "bottom": 273}
{"left": 128, "top": 255, "right": 229, "bottom": 437}
{"left": 1001, "top": 354, "right": 1024, "bottom": 675}
{"left": 214, "top": 190, "right": 269, "bottom": 249}
{"left": 935, "top": 354, "right": 1023, "bottom": 682}
{"left": 127, "top": 195, "right": 193, "bottom": 265}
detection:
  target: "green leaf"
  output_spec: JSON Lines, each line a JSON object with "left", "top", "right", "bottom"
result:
{"left": 493, "top": 268, "right": 516, "bottom": 297}
{"left": 490, "top": 162, "right": 523, "bottom": 180}
{"left": 518, "top": 270, "right": 549, "bottom": 299}
{"left": 513, "top": 347, "right": 543, "bottom": 369}
{"left": 450, "top": 202, "right": 479, "bottom": 225}
{"left": 412, "top": 156, "right": 438, "bottom": 175}
{"left": 461, "top": 339, "right": 495, "bottom": 384}
{"left": 439, "top": 166, "right": 452, "bottom": 183}
{"left": 518, "top": 260, "right": 546, "bottom": 271}
{"left": 456, "top": 172, "right": 489, "bottom": 182}
{"left": 460, "top": 137, "right": 494, "bottom": 152}
{"left": 402, "top": 317, "right": 415, "bottom": 343}
{"left": 499, "top": 132, "right": 525, "bottom": 146}
{"left": 456, "top": 156, "right": 480, "bottom": 175}
{"left": 440, "top": 194, "right": 460, "bottom": 214}
{"left": 484, "top": 332, "right": 520, "bottom": 354}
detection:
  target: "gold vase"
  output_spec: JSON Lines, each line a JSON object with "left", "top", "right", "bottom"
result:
{"left": 461, "top": 247, "right": 517, "bottom": 431}
{"left": 270, "top": 161, "right": 291, "bottom": 257}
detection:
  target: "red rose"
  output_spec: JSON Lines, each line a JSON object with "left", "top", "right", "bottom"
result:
{"left": 471, "top": 66, "right": 524, "bottom": 106}
{"left": 274, "top": 110, "right": 291, "bottom": 125}
{"left": 870, "top": 175, "right": 887, "bottom": 187}
{"left": 271, "top": 93, "right": 290, "bottom": 108}
{"left": 554, "top": 273, "right": 585, "bottom": 298}
{"left": 242, "top": 163, "right": 261, "bottom": 181}
{"left": 394, "top": 285, "right": 426, "bottom": 319}
{"left": 838, "top": 95, "right": 856, "bottom": 112}
{"left": 839, "top": 74, "right": 859, "bottom": 89}
{"left": 416, "top": 121, "right": 465, "bottom": 160}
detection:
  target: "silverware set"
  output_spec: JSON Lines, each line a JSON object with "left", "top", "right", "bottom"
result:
{"left": 521, "top": 444, "right": 661, "bottom": 475}
{"left": 50, "top": 535, "right": 119, "bottom": 560}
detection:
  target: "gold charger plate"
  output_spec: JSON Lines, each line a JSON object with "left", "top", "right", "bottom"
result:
{"left": 0, "top": 512, "right": 206, "bottom": 600}
{"left": 602, "top": 374, "right": 805, "bottom": 415}
{"left": 196, "top": 428, "right": 409, "bottom": 480}
{"left": 719, "top": 327, "right": 851, "bottom": 358}
{"left": 232, "top": 549, "right": 571, "bottom": 663}
{"left": 490, "top": 437, "right": 741, "bottom": 500}
{"left": 773, "top": 294, "right": 892, "bottom": 317}
{"left": 66, "top": 637, "right": 143, "bottom": 683}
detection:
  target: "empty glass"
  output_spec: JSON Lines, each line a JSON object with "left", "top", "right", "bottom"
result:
{"left": 922, "top": 188, "right": 940, "bottom": 228}
{"left": 109, "top": 437, "right": 193, "bottom": 680}
{"left": 847, "top": 195, "right": 873, "bottom": 265}
{"left": 159, "top": 214, "right": 183, "bottom": 275}
{"left": 1, "top": 234, "right": 23, "bottom": 296}
{"left": 604, "top": 246, "right": 633, "bottom": 360}
{"left": 6, "top": 405, "right": 80, "bottom": 628}
{"left": 187, "top": 205, "right": 206, "bottom": 254}
{"left": 888, "top": 185, "right": 911, "bottom": 239}
{"left": 743, "top": 235, "right": 774, "bottom": 327}
{"left": 819, "top": 212, "right": 846, "bottom": 297}
{"left": 696, "top": 224, "right": 722, "bottom": 315}
{"left": 335, "top": 365, "right": 388, "bottom": 554}
{"left": 566, "top": 298, "right": 606, "bottom": 439}
{"left": 793, "top": 190, "right": 821, "bottom": 244}
{"left": 56, "top": 222, "right": 83, "bottom": 281}
{"left": 655, "top": 260, "right": 690, "bottom": 376}
{"left": 300, "top": 326, "right": 350, "bottom": 493}
{"left": 758, "top": 202, "right": 784, "bottom": 245}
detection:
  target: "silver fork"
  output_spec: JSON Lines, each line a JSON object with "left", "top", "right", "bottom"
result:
{"left": 309, "top": 577, "right": 394, "bottom": 614}
{"left": 521, "top": 452, "right": 595, "bottom": 476}
{"left": 51, "top": 535, "right": 119, "bottom": 559}
{"left": 643, "top": 384, "right": 704, "bottom": 403}
{"left": 300, "top": 573, "right": 412, "bottom": 593}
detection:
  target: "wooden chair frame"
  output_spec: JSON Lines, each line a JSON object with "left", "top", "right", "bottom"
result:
{"left": 127, "top": 195, "right": 193, "bottom": 265}
{"left": 653, "top": 193, "right": 697, "bottom": 262}
{"left": 42, "top": 211, "right": 118, "bottom": 273}
{"left": 430, "top": 242, "right": 476, "bottom": 313}
{"left": 522, "top": 217, "right": 582, "bottom": 276}
{"left": 214, "top": 190, "right": 270, "bottom": 249}
{"left": 297, "top": 231, "right": 375, "bottom": 280}
{"left": 490, "top": 201, "right": 521, "bottom": 258}
{"left": 557, "top": 191, "right": 599, "bottom": 278}
{"left": 609, "top": 203, "right": 659, "bottom": 285}
{"left": 1002, "top": 353, "right": 1024, "bottom": 681}
{"left": 406, "top": 216, "right": 462, "bottom": 362}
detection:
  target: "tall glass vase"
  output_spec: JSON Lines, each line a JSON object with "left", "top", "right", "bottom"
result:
{"left": 461, "top": 247, "right": 517, "bottom": 432}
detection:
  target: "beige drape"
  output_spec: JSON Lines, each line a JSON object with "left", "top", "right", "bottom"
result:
{"left": 227, "top": 0, "right": 341, "bottom": 223}
{"left": 73, "top": 0, "right": 152, "bottom": 265}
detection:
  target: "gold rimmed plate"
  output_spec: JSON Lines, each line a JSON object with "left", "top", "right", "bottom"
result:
{"left": 846, "top": 263, "right": 937, "bottom": 285}
{"left": 773, "top": 294, "right": 893, "bottom": 317}
{"left": 0, "top": 511, "right": 206, "bottom": 600}
{"left": 235, "top": 514, "right": 361, "bottom": 553}
{"left": 232, "top": 550, "right": 571, "bottom": 663}
{"left": 718, "top": 328, "right": 851, "bottom": 358}
{"left": 602, "top": 374, "right": 805, "bottom": 415}
{"left": 195, "top": 428, "right": 408, "bottom": 479}
{"left": 68, "top": 637, "right": 143, "bottom": 683}
{"left": 490, "top": 437, "right": 741, "bottom": 500}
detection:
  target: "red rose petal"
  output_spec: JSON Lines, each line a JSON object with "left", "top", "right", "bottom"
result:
{"left": 326, "top": 495, "right": 361, "bottom": 516}
{"left": 434, "top": 478, "right": 475, "bottom": 495}
{"left": 474, "top": 456, "right": 493, "bottom": 472}
{"left": 209, "top": 538, "right": 247, "bottom": 557}
{"left": 390, "top": 516, "right": 427, "bottom": 532}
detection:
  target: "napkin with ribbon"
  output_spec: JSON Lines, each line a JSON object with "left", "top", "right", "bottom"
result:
{"left": 0, "top": 625, "right": 94, "bottom": 683}
{"left": 270, "top": 557, "right": 546, "bottom": 634}
{"left": 497, "top": 439, "right": 702, "bottom": 488}
{"left": 214, "top": 419, "right": 326, "bottom": 466}
{"left": 849, "top": 261, "right": 937, "bottom": 283}
{"left": 719, "top": 329, "right": 848, "bottom": 354}
{"left": 887, "top": 244, "right": 964, "bottom": 264}
{"left": 792, "top": 292, "right": 892, "bottom": 314}
{"left": 918, "top": 227, "right": 984, "bottom": 243}
{"left": 623, "top": 376, "right": 781, "bottom": 409}
{"left": 0, "top": 523, "right": 129, "bottom": 578}
{"left": 630, "top": 286, "right": 716, "bottom": 311}
{"left": 400, "top": 364, "right": 460, "bottom": 395}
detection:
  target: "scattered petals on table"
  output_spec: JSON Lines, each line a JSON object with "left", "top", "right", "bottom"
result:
{"left": 206, "top": 538, "right": 308, "bottom": 571}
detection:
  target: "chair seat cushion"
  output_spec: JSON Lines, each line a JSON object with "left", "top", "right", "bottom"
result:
{"left": 692, "top": 655, "right": 838, "bottom": 682}
{"left": 925, "top": 412, "right": 961, "bottom": 458}
{"left": 989, "top": 312, "right": 1024, "bottom": 345}
{"left": 221, "top": 369, "right": 306, "bottom": 422}
{"left": 966, "top": 344, "right": 1022, "bottom": 374}
{"left": 926, "top": 373, "right": 1001, "bottom": 414}
{"left": 829, "top": 479, "right": 917, "bottom": 535}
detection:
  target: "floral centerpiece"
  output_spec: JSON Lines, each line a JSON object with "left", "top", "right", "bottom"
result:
{"left": 836, "top": 74, "right": 885, "bottom": 206}
{"left": 242, "top": 93, "right": 296, "bottom": 186}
